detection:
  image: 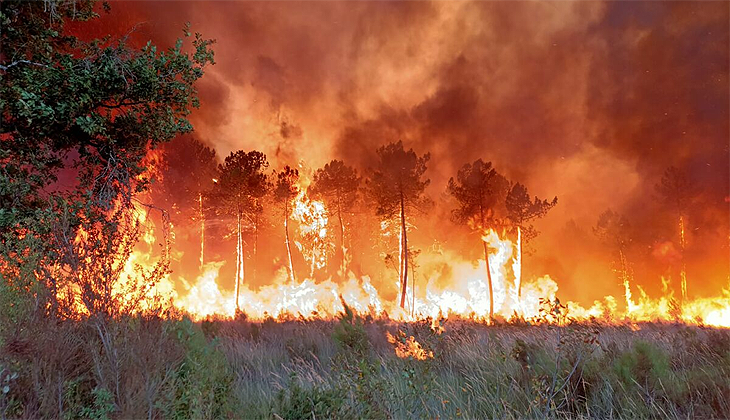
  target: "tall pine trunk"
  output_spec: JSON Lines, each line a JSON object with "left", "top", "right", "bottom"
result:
{"left": 678, "top": 215, "right": 687, "bottom": 301}
{"left": 338, "top": 204, "right": 346, "bottom": 275}
{"left": 235, "top": 207, "right": 244, "bottom": 311}
{"left": 199, "top": 192, "right": 204, "bottom": 269}
{"left": 480, "top": 205, "right": 494, "bottom": 321}
{"left": 399, "top": 191, "right": 408, "bottom": 309}
{"left": 619, "top": 247, "right": 634, "bottom": 310}
{"left": 253, "top": 211, "right": 258, "bottom": 284}
{"left": 483, "top": 239, "right": 494, "bottom": 321}
{"left": 284, "top": 202, "right": 296, "bottom": 283}
{"left": 516, "top": 226, "right": 522, "bottom": 299}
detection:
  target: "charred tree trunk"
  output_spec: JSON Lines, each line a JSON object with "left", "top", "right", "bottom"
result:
{"left": 284, "top": 201, "right": 296, "bottom": 283}
{"left": 399, "top": 191, "right": 408, "bottom": 309}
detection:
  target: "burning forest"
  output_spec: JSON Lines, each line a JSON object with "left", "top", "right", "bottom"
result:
{"left": 1, "top": 0, "right": 729, "bottom": 418}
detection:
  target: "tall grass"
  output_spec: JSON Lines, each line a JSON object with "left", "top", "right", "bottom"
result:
{"left": 1, "top": 313, "right": 728, "bottom": 419}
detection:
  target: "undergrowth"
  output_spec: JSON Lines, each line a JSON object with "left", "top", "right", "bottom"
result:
{"left": 1, "top": 314, "right": 728, "bottom": 419}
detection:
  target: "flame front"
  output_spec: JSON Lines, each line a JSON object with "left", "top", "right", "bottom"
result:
{"left": 101, "top": 176, "right": 730, "bottom": 329}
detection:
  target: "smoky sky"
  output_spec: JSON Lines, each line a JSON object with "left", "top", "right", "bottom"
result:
{"left": 83, "top": 1, "right": 729, "bottom": 302}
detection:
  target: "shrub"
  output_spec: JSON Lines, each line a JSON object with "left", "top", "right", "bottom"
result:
{"left": 273, "top": 375, "right": 347, "bottom": 420}
{"left": 161, "top": 318, "right": 235, "bottom": 419}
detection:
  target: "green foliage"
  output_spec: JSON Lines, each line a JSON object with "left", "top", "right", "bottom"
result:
{"left": 79, "top": 387, "right": 115, "bottom": 420}
{"left": 163, "top": 318, "right": 235, "bottom": 420}
{"left": 273, "top": 375, "right": 347, "bottom": 420}
{"left": 0, "top": 0, "right": 214, "bottom": 321}
{"left": 331, "top": 303, "right": 370, "bottom": 358}
{"left": 614, "top": 340, "right": 671, "bottom": 389}
{"left": 331, "top": 303, "right": 387, "bottom": 418}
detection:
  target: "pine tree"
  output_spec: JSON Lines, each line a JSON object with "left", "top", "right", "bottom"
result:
{"left": 447, "top": 159, "right": 509, "bottom": 320}
{"left": 367, "top": 141, "right": 430, "bottom": 309}
{"left": 505, "top": 182, "right": 557, "bottom": 300}
{"left": 309, "top": 160, "right": 360, "bottom": 276}
{"left": 208, "top": 151, "right": 270, "bottom": 311}
{"left": 274, "top": 166, "right": 300, "bottom": 283}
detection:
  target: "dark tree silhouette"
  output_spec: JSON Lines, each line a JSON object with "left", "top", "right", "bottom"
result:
{"left": 274, "top": 166, "right": 299, "bottom": 282}
{"left": 655, "top": 166, "right": 697, "bottom": 301}
{"left": 208, "top": 151, "right": 271, "bottom": 311}
{"left": 309, "top": 160, "right": 361, "bottom": 276}
{"left": 505, "top": 182, "right": 557, "bottom": 299}
{"left": 594, "top": 209, "right": 633, "bottom": 304}
{"left": 447, "top": 159, "right": 509, "bottom": 320}
{"left": 157, "top": 136, "right": 218, "bottom": 269}
{"left": 367, "top": 141, "right": 430, "bottom": 309}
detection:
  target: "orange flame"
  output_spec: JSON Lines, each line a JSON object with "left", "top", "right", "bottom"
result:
{"left": 386, "top": 330, "right": 433, "bottom": 360}
{"left": 97, "top": 174, "right": 730, "bottom": 329}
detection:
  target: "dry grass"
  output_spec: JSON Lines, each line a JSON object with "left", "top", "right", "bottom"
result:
{"left": 1, "top": 314, "right": 728, "bottom": 419}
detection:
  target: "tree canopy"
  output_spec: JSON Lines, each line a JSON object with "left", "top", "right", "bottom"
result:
{"left": 274, "top": 166, "right": 300, "bottom": 209}
{"left": 447, "top": 159, "right": 509, "bottom": 230}
{"left": 505, "top": 182, "right": 557, "bottom": 243}
{"left": 594, "top": 209, "right": 632, "bottom": 251}
{"left": 367, "top": 141, "right": 431, "bottom": 218}
{"left": 209, "top": 151, "right": 271, "bottom": 220}
{"left": 309, "top": 159, "right": 360, "bottom": 219}
{"left": 0, "top": 0, "right": 214, "bottom": 320}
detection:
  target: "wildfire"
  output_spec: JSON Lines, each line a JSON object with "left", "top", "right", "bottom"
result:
{"left": 96, "top": 181, "right": 730, "bottom": 329}
{"left": 386, "top": 330, "right": 434, "bottom": 360}
{"left": 292, "top": 189, "right": 329, "bottom": 275}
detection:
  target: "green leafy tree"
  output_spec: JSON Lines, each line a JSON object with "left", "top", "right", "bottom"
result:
{"left": 208, "top": 151, "right": 270, "bottom": 311}
{"left": 0, "top": 0, "right": 214, "bottom": 320}
{"left": 367, "top": 141, "right": 430, "bottom": 309}
{"left": 308, "top": 160, "right": 361, "bottom": 276}
{"left": 447, "top": 159, "right": 509, "bottom": 320}
{"left": 274, "top": 166, "right": 299, "bottom": 283}
{"left": 505, "top": 182, "right": 557, "bottom": 299}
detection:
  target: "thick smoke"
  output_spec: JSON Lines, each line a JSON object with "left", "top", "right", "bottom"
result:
{"left": 85, "top": 1, "right": 728, "bottom": 305}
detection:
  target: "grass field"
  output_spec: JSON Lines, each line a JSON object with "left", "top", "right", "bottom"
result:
{"left": 1, "top": 310, "right": 729, "bottom": 419}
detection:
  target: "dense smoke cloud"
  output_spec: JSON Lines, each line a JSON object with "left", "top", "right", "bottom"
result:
{"left": 88, "top": 1, "right": 728, "bottom": 304}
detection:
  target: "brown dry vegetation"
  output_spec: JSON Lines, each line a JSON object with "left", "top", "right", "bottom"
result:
{"left": 1, "top": 311, "right": 729, "bottom": 419}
